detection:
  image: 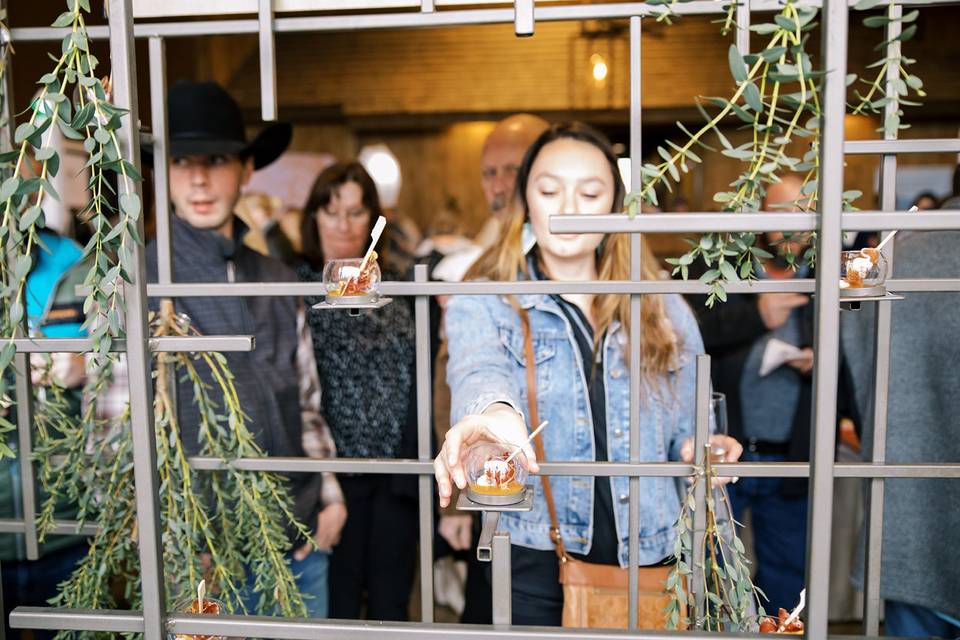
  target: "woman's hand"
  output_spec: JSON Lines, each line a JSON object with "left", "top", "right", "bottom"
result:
{"left": 679, "top": 434, "right": 744, "bottom": 486}
{"left": 434, "top": 403, "right": 539, "bottom": 508}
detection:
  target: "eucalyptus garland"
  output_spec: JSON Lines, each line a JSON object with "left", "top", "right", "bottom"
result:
{"left": 0, "top": 3, "right": 312, "bottom": 633}
{"left": 665, "top": 446, "right": 762, "bottom": 631}
{"left": 626, "top": 0, "right": 925, "bottom": 306}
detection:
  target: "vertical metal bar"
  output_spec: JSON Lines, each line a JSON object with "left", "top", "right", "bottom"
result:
{"left": 805, "top": 0, "right": 848, "bottom": 635}
{"left": 258, "top": 0, "right": 278, "bottom": 122}
{"left": 863, "top": 5, "right": 901, "bottom": 634}
{"left": 13, "top": 355, "right": 38, "bottom": 560}
{"left": 626, "top": 15, "right": 642, "bottom": 630}
{"left": 148, "top": 37, "right": 173, "bottom": 285}
{"left": 414, "top": 264, "right": 434, "bottom": 623}
{"left": 1, "top": 9, "right": 40, "bottom": 563}
{"left": 491, "top": 532, "right": 512, "bottom": 626}
{"left": 514, "top": 0, "right": 534, "bottom": 37}
{"left": 1, "top": 3, "right": 13, "bottom": 631}
{"left": 108, "top": 2, "right": 167, "bottom": 638}
{"left": 420, "top": 0, "right": 435, "bottom": 11}
{"left": 735, "top": 0, "right": 750, "bottom": 58}
{"left": 690, "top": 355, "right": 711, "bottom": 627}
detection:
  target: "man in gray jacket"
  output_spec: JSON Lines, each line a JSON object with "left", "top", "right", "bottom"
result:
{"left": 144, "top": 81, "right": 345, "bottom": 617}
{"left": 842, "top": 229, "right": 960, "bottom": 638}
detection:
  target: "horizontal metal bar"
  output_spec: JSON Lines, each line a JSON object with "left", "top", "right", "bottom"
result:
{"left": 12, "top": 336, "right": 254, "bottom": 353}
{"left": 833, "top": 463, "right": 960, "bottom": 478}
{"left": 186, "top": 456, "right": 960, "bottom": 479}
{"left": 0, "top": 519, "right": 98, "bottom": 535}
{"left": 887, "top": 279, "right": 960, "bottom": 292}
{"left": 188, "top": 456, "right": 435, "bottom": 473}
{"left": 549, "top": 211, "right": 960, "bottom": 234}
{"left": 10, "top": 608, "right": 144, "bottom": 633}
{"left": 147, "top": 277, "right": 960, "bottom": 299}
{"left": 11, "top": 0, "right": 960, "bottom": 42}
{"left": 845, "top": 138, "right": 960, "bottom": 155}
{"left": 10, "top": 607, "right": 897, "bottom": 639}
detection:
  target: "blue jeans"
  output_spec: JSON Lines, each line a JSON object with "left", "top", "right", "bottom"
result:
{"left": 885, "top": 600, "right": 960, "bottom": 639}
{"left": 728, "top": 452, "right": 808, "bottom": 614}
{"left": 243, "top": 549, "right": 330, "bottom": 618}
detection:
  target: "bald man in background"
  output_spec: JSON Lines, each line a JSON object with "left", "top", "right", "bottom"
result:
{"left": 473, "top": 114, "right": 550, "bottom": 248}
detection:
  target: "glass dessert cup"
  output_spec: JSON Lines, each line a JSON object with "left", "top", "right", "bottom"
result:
{"left": 323, "top": 255, "right": 381, "bottom": 305}
{"left": 839, "top": 248, "right": 888, "bottom": 297}
{"left": 463, "top": 442, "right": 529, "bottom": 506}
{"left": 170, "top": 596, "right": 227, "bottom": 640}
{"left": 757, "top": 608, "right": 805, "bottom": 635}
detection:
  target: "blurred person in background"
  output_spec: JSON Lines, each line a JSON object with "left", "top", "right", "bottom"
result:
{"left": 1, "top": 227, "right": 89, "bottom": 639}
{"left": 683, "top": 175, "right": 859, "bottom": 613}
{"left": 843, "top": 228, "right": 960, "bottom": 638}
{"left": 296, "top": 162, "right": 421, "bottom": 621}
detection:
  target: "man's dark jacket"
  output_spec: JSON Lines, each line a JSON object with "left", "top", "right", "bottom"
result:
{"left": 146, "top": 215, "right": 322, "bottom": 540}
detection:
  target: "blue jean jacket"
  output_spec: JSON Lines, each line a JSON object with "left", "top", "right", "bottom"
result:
{"left": 445, "top": 291, "right": 704, "bottom": 567}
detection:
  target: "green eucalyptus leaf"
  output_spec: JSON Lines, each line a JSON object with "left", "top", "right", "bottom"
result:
{"left": 119, "top": 193, "right": 141, "bottom": 220}
{"left": 760, "top": 46, "right": 787, "bottom": 63}
{"left": 719, "top": 260, "right": 739, "bottom": 282}
{"left": 862, "top": 15, "right": 889, "bottom": 27}
{"left": 744, "top": 82, "right": 763, "bottom": 111}
{"left": 0, "top": 176, "right": 19, "bottom": 201}
{"left": 14, "top": 123, "right": 36, "bottom": 144}
{"left": 727, "top": 44, "right": 747, "bottom": 84}
{"left": 19, "top": 206, "right": 43, "bottom": 231}
{"left": 51, "top": 11, "right": 75, "bottom": 28}
{"left": 897, "top": 24, "right": 918, "bottom": 42}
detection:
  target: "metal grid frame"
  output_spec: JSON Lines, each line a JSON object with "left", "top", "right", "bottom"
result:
{"left": 5, "top": 0, "right": 960, "bottom": 637}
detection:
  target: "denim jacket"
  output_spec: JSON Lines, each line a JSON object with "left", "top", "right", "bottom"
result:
{"left": 445, "top": 291, "right": 704, "bottom": 567}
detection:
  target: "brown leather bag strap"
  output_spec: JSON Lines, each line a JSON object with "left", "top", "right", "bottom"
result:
{"left": 518, "top": 307, "right": 568, "bottom": 562}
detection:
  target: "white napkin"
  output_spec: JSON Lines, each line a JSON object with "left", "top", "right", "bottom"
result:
{"left": 760, "top": 338, "right": 805, "bottom": 377}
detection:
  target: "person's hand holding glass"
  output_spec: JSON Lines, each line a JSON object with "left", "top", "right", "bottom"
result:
{"left": 678, "top": 392, "right": 742, "bottom": 485}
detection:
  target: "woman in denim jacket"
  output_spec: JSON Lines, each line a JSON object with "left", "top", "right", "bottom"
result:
{"left": 434, "top": 123, "right": 742, "bottom": 625}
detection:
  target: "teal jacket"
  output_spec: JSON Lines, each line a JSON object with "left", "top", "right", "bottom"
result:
{"left": 0, "top": 232, "right": 88, "bottom": 562}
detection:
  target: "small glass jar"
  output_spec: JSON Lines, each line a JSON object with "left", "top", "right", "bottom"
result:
{"left": 463, "top": 442, "right": 529, "bottom": 505}
{"left": 323, "top": 256, "right": 381, "bottom": 304}
{"left": 840, "top": 248, "right": 887, "bottom": 294}
{"left": 169, "top": 596, "right": 227, "bottom": 640}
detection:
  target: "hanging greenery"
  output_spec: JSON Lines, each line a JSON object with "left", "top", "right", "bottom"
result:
{"left": 665, "top": 446, "right": 762, "bottom": 631}
{"left": 626, "top": 0, "right": 925, "bottom": 306}
{"left": 0, "top": 3, "right": 312, "bottom": 634}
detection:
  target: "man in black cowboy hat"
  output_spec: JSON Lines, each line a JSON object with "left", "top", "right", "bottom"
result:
{"left": 144, "top": 81, "right": 346, "bottom": 617}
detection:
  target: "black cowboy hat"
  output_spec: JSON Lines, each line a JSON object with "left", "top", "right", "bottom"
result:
{"left": 143, "top": 81, "right": 291, "bottom": 170}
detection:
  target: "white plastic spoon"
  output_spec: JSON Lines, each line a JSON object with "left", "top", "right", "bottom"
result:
{"left": 338, "top": 215, "right": 386, "bottom": 295}
{"left": 779, "top": 588, "right": 806, "bottom": 632}
{"left": 359, "top": 215, "right": 387, "bottom": 274}
{"left": 869, "top": 205, "right": 919, "bottom": 256}
{"left": 505, "top": 420, "right": 549, "bottom": 466}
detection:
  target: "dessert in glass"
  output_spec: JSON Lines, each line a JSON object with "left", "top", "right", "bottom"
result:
{"left": 170, "top": 596, "right": 227, "bottom": 640}
{"left": 463, "top": 442, "right": 529, "bottom": 505}
{"left": 839, "top": 248, "right": 887, "bottom": 296}
{"left": 323, "top": 253, "right": 381, "bottom": 304}
{"left": 758, "top": 608, "right": 804, "bottom": 634}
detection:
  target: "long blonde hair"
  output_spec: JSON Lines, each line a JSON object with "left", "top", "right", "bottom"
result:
{"left": 467, "top": 123, "right": 680, "bottom": 378}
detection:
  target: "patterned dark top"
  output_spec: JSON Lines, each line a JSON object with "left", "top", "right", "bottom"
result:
{"left": 299, "top": 262, "right": 416, "bottom": 459}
